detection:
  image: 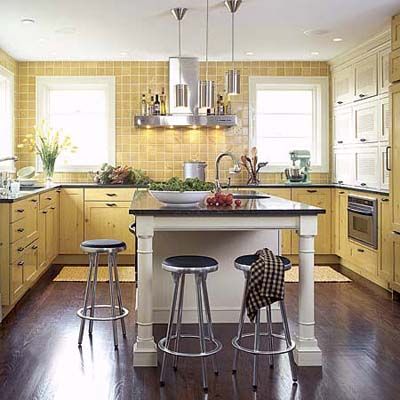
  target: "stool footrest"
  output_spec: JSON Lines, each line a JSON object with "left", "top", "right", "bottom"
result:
{"left": 158, "top": 334, "right": 222, "bottom": 358}
{"left": 232, "top": 332, "right": 295, "bottom": 356}
{"left": 77, "top": 304, "right": 129, "bottom": 322}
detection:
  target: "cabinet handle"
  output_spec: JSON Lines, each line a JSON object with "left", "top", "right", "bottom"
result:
{"left": 357, "top": 248, "right": 365, "bottom": 253}
{"left": 381, "top": 198, "right": 389, "bottom": 202}
{"left": 17, "top": 228, "right": 25, "bottom": 233}
{"left": 46, "top": 197, "right": 52, "bottom": 200}
{"left": 337, "top": 101, "right": 343, "bottom": 105}
{"left": 337, "top": 140, "right": 343, "bottom": 144}
{"left": 360, "top": 183, "right": 367, "bottom": 187}
{"left": 359, "top": 94, "right": 366, "bottom": 98}
{"left": 56, "top": 189, "right": 61, "bottom": 193}
{"left": 386, "top": 146, "right": 391, "bottom": 171}
{"left": 359, "top": 138, "right": 366, "bottom": 142}
{"left": 392, "top": 231, "right": 400, "bottom": 236}
{"left": 31, "top": 245, "right": 38, "bottom": 250}
{"left": 30, "top": 199, "right": 38, "bottom": 203}
{"left": 17, "top": 261, "right": 25, "bottom": 266}
{"left": 16, "top": 209, "right": 24, "bottom": 213}
{"left": 50, "top": 207, "right": 55, "bottom": 210}
{"left": 106, "top": 203, "right": 117, "bottom": 207}
{"left": 42, "top": 210, "right": 48, "bottom": 214}
{"left": 307, "top": 189, "right": 317, "bottom": 193}
{"left": 17, "top": 247, "right": 24, "bottom": 252}
{"left": 339, "top": 191, "right": 345, "bottom": 194}
{"left": 106, "top": 193, "right": 117, "bottom": 197}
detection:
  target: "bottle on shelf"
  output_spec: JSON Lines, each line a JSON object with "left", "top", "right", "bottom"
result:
{"left": 160, "top": 87, "right": 167, "bottom": 115}
{"left": 225, "top": 96, "right": 232, "bottom": 115}
{"left": 148, "top": 95, "right": 155, "bottom": 115}
{"left": 217, "top": 94, "right": 225, "bottom": 115}
{"left": 140, "top": 93, "right": 147, "bottom": 116}
{"left": 153, "top": 94, "right": 161, "bottom": 115}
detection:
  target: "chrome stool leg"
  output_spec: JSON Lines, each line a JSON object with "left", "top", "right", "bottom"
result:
{"left": 266, "top": 305, "right": 274, "bottom": 368}
{"left": 173, "top": 274, "right": 185, "bottom": 371}
{"left": 195, "top": 273, "right": 208, "bottom": 392}
{"left": 111, "top": 252, "right": 127, "bottom": 338}
{"left": 252, "top": 310, "right": 261, "bottom": 391}
{"left": 78, "top": 254, "right": 95, "bottom": 346}
{"left": 88, "top": 253, "right": 99, "bottom": 336}
{"left": 280, "top": 301, "right": 298, "bottom": 382}
{"left": 201, "top": 274, "right": 218, "bottom": 375}
{"left": 160, "top": 273, "right": 180, "bottom": 386}
{"left": 232, "top": 271, "right": 249, "bottom": 374}
{"left": 107, "top": 252, "right": 118, "bottom": 350}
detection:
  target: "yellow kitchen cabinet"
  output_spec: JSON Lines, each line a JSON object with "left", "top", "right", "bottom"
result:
{"left": 38, "top": 207, "right": 47, "bottom": 271}
{"left": 391, "top": 83, "right": 400, "bottom": 232}
{"left": 349, "top": 241, "right": 378, "bottom": 277}
{"left": 25, "top": 195, "right": 39, "bottom": 243}
{"left": 45, "top": 206, "right": 55, "bottom": 263}
{"left": 392, "top": 232, "right": 400, "bottom": 294}
{"left": 59, "top": 188, "right": 84, "bottom": 254}
{"left": 379, "top": 197, "right": 393, "bottom": 284}
{"left": 333, "top": 189, "right": 351, "bottom": 259}
{"left": 291, "top": 188, "right": 332, "bottom": 254}
{"left": 85, "top": 201, "right": 135, "bottom": 254}
{"left": 257, "top": 188, "right": 292, "bottom": 254}
{"left": 24, "top": 240, "right": 39, "bottom": 284}
{"left": 11, "top": 257, "right": 25, "bottom": 304}
{"left": 392, "top": 14, "right": 400, "bottom": 51}
{"left": 390, "top": 49, "right": 400, "bottom": 83}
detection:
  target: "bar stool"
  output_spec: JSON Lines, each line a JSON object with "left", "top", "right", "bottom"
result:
{"left": 158, "top": 255, "right": 222, "bottom": 392}
{"left": 77, "top": 239, "right": 129, "bottom": 349}
{"left": 232, "top": 254, "right": 297, "bottom": 390}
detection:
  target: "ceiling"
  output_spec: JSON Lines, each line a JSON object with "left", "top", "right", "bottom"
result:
{"left": 0, "top": 0, "right": 399, "bottom": 61}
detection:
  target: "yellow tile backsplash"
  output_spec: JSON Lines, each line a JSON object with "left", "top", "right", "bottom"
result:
{"left": 1, "top": 48, "right": 330, "bottom": 184}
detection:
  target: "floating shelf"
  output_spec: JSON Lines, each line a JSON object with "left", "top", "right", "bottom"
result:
{"left": 133, "top": 114, "right": 237, "bottom": 128}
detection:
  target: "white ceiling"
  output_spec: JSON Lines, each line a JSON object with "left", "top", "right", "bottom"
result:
{"left": 0, "top": 0, "right": 399, "bottom": 61}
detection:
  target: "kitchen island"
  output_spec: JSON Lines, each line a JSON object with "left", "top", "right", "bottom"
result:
{"left": 129, "top": 190, "right": 325, "bottom": 368}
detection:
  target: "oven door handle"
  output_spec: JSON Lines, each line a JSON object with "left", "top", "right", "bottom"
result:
{"left": 347, "top": 206, "right": 373, "bottom": 216}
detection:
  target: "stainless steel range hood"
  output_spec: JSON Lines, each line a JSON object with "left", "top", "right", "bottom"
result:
{"left": 133, "top": 57, "right": 237, "bottom": 128}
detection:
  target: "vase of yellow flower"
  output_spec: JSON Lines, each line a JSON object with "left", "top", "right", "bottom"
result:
{"left": 18, "top": 120, "right": 77, "bottom": 186}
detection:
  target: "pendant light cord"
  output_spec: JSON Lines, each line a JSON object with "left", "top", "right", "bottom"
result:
{"left": 231, "top": 12, "right": 235, "bottom": 68}
{"left": 205, "top": 0, "right": 209, "bottom": 81}
{"left": 178, "top": 18, "right": 182, "bottom": 84}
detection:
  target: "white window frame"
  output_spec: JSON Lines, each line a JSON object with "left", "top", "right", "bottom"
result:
{"left": 0, "top": 65, "right": 15, "bottom": 172}
{"left": 249, "top": 76, "right": 329, "bottom": 173}
{"left": 36, "top": 76, "right": 115, "bottom": 172}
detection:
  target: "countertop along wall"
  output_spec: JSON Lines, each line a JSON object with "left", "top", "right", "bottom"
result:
{"left": 15, "top": 60, "right": 330, "bottom": 184}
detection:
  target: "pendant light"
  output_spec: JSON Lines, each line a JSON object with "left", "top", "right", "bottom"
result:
{"left": 171, "top": 7, "right": 188, "bottom": 108}
{"left": 224, "top": 0, "right": 242, "bottom": 95}
{"left": 198, "top": 0, "right": 215, "bottom": 109}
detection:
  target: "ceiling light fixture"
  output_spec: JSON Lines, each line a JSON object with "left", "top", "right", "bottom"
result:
{"left": 21, "top": 18, "right": 35, "bottom": 25}
{"left": 333, "top": 37, "right": 343, "bottom": 42}
{"left": 198, "top": 0, "right": 215, "bottom": 109}
{"left": 171, "top": 8, "right": 189, "bottom": 108}
{"left": 303, "top": 29, "right": 330, "bottom": 37}
{"left": 224, "top": 0, "right": 242, "bottom": 96}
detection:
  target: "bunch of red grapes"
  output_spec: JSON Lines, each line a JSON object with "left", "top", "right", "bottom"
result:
{"left": 206, "top": 192, "right": 242, "bottom": 207}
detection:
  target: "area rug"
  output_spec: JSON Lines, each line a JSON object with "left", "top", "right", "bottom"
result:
{"left": 285, "top": 266, "right": 351, "bottom": 283}
{"left": 53, "top": 266, "right": 135, "bottom": 282}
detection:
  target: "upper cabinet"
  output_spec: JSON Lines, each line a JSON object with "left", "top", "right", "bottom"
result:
{"left": 391, "top": 14, "right": 400, "bottom": 83}
{"left": 333, "top": 66, "right": 354, "bottom": 106}
{"left": 378, "top": 47, "right": 390, "bottom": 94}
{"left": 333, "top": 105, "right": 354, "bottom": 145}
{"left": 392, "top": 14, "right": 400, "bottom": 51}
{"left": 354, "top": 54, "right": 378, "bottom": 101}
{"left": 354, "top": 99, "right": 378, "bottom": 143}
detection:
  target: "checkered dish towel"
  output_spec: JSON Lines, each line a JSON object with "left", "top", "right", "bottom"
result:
{"left": 246, "top": 248, "right": 285, "bottom": 322}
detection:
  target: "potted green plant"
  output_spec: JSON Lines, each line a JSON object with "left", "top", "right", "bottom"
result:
{"left": 18, "top": 120, "right": 77, "bottom": 186}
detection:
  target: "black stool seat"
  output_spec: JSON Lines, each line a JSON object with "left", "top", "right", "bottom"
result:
{"left": 81, "top": 239, "right": 126, "bottom": 249}
{"left": 234, "top": 254, "right": 292, "bottom": 273}
{"left": 162, "top": 255, "right": 218, "bottom": 274}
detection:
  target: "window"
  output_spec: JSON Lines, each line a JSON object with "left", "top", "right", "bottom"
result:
{"left": 249, "top": 76, "right": 329, "bottom": 172}
{"left": 0, "top": 66, "right": 14, "bottom": 171}
{"left": 36, "top": 76, "right": 115, "bottom": 172}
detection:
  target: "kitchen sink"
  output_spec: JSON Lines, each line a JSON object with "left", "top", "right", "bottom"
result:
{"left": 232, "top": 193, "right": 270, "bottom": 199}
{"left": 19, "top": 186, "right": 45, "bottom": 191}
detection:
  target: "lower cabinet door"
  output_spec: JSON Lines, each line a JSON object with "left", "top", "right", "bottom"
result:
{"left": 11, "top": 258, "right": 25, "bottom": 303}
{"left": 85, "top": 202, "right": 135, "bottom": 254}
{"left": 24, "top": 240, "right": 39, "bottom": 284}
{"left": 38, "top": 208, "right": 47, "bottom": 271}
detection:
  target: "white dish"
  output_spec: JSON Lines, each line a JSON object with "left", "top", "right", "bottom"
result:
{"left": 17, "top": 166, "right": 35, "bottom": 179}
{"left": 149, "top": 190, "right": 210, "bottom": 206}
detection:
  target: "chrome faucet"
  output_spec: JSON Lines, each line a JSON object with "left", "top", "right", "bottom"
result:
{"left": 215, "top": 151, "right": 241, "bottom": 191}
{"left": 0, "top": 156, "right": 18, "bottom": 163}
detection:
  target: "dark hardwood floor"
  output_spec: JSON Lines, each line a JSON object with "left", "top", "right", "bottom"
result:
{"left": 0, "top": 265, "right": 400, "bottom": 400}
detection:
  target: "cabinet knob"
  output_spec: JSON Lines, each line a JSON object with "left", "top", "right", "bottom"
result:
{"left": 17, "top": 247, "right": 24, "bottom": 252}
{"left": 337, "top": 140, "right": 343, "bottom": 144}
{"left": 339, "top": 191, "right": 345, "bottom": 194}
{"left": 17, "top": 228, "right": 25, "bottom": 233}
{"left": 357, "top": 248, "right": 365, "bottom": 253}
{"left": 46, "top": 197, "right": 52, "bottom": 200}
{"left": 338, "top": 180, "right": 344, "bottom": 184}
{"left": 17, "top": 209, "right": 24, "bottom": 213}
{"left": 360, "top": 138, "right": 366, "bottom": 142}
{"left": 307, "top": 189, "right": 317, "bottom": 193}
{"left": 31, "top": 245, "right": 38, "bottom": 250}
{"left": 42, "top": 210, "right": 48, "bottom": 214}
{"left": 360, "top": 183, "right": 367, "bottom": 187}
{"left": 337, "top": 101, "right": 343, "bottom": 105}
{"left": 30, "top": 199, "right": 38, "bottom": 203}
{"left": 359, "top": 94, "right": 366, "bottom": 98}
{"left": 106, "top": 193, "right": 117, "bottom": 197}
{"left": 381, "top": 198, "right": 389, "bottom": 202}
{"left": 50, "top": 207, "right": 55, "bottom": 210}
{"left": 17, "top": 261, "right": 25, "bottom": 266}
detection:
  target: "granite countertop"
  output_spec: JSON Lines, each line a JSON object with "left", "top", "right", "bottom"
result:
{"left": 0, "top": 181, "right": 389, "bottom": 203}
{"left": 129, "top": 190, "right": 326, "bottom": 216}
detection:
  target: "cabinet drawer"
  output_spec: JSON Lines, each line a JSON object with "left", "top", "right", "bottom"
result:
{"left": 39, "top": 191, "right": 57, "bottom": 209}
{"left": 10, "top": 238, "right": 27, "bottom": 263}
{"left": 85, "top": 188, "right": 135, "bottom": 202}
{"left": 11, "top": 199, "right": 29, "bottom": 223}
{"left": 350, "top": 243, "right": 378, "bottom": 276}
{"left": 10, "top": 219, "right": 26, "bottom": 244}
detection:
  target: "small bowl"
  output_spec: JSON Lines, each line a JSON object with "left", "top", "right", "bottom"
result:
{"left": 17, "top": 166, "right": 35, "bottom": 179}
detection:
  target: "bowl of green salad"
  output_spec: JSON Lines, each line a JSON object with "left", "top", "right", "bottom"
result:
{"left": 149, "top": 177, "right": 214, "bottom": 206}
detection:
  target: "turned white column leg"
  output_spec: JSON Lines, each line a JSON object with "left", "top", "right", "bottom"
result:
{"left": 294, "top": 215, "right": 322, "bottom": 367}
{"left": 133, "top": 216, "right": 157, "bottom": 367}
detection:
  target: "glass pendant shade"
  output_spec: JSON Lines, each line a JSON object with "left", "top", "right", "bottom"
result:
{"left": 175, "top": 83, "right": 188, "bottom": 108}
{"left": 198, "top": 80, "right": 215, "bottom": 108}
{"left": 225, "top": 69, "right": 240, "bottom": 95}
